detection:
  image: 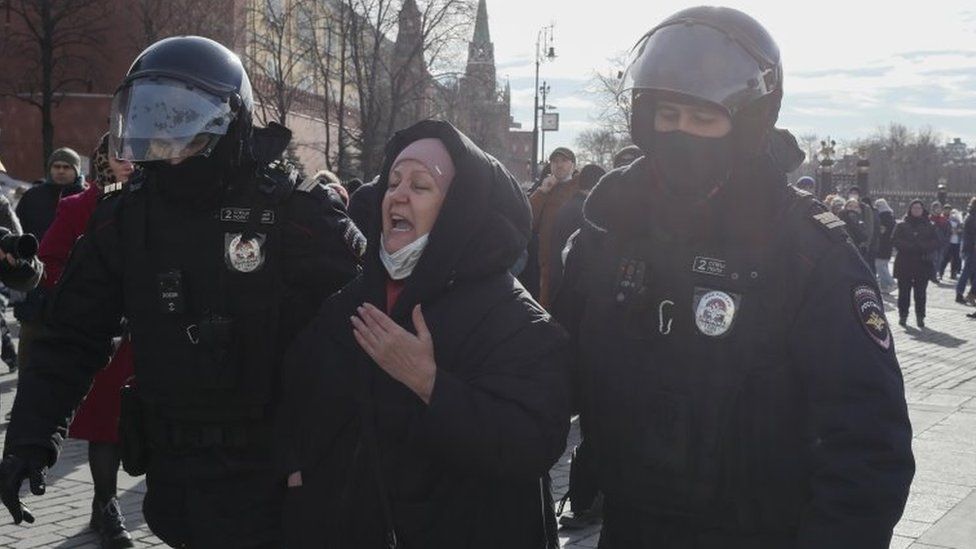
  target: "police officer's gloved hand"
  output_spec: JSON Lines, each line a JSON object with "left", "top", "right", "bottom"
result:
{"left": 0, "top": 446, "right": 50, "bottom": 524}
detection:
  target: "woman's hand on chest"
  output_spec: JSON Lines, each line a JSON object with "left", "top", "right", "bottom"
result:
{"left": 352, "top": 303, "right": 437, "bottom": 404}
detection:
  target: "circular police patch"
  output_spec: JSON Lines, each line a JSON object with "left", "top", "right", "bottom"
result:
{"left": 694, "top": 290, "right": 737, "bottom": 337}
{"left": 225, "top": 233, "right": 266, "bottom": 273}
{"left": 852, "top": 284, "right": 891, "bottom": 351}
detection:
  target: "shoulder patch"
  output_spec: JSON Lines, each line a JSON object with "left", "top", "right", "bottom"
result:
{"left": 813, "top": 211, "right": 846, "bottom": 229}
{"left": 852, "top": 284, "right": 891, "bottom": 351}
{"left": 100, "top": 182, "right": 125, "bottom": 199}
{"left": 806, "top": 209, "right": 850, "bottom": 243}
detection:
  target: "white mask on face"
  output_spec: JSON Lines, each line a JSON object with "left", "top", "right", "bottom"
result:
{"left": 380, "top": 234, "right": 430, "bottom": 280}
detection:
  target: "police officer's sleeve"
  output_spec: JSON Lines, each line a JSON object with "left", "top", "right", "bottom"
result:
{"left": 4, "top": 206, "right": 123, "bottom": 463}
{"left": 551, "top": 229, "right": 589, "bottom": 416}
{"left": 789, "top": 240, "right": 914, "bottom": 548}
{"left": 279, "top": 186, "right": 363, "bottom": 339}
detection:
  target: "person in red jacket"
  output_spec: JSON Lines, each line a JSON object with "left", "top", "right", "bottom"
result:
{"left": 37, "top": 133, "right": 136, "bottom": 549}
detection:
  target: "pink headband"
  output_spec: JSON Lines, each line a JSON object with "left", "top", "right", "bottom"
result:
{"left": 391, "top": 138, "right": 456, "bottom": 191}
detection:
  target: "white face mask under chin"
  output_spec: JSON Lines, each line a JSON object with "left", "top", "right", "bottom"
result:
{"left": 380, "top": 234, "right": 430, "bottom": 280}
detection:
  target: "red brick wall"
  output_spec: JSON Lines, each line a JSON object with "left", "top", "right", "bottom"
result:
{"left": 0, "top": 0, "right": 141, "bottom": 180}
{"left": 0, "top": 0, "right": 347, "bottom": 181}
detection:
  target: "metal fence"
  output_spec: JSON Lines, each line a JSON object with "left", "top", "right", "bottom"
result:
{"left": 871, "top": 190, "right": 974, "bottom": 217}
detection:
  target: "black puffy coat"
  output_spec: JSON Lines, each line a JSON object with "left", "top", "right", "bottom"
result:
{"left": 6, "top": 125, "right": 362, "bottom": 466}
{"left": 14, "top": 177, "right": 83, "bottom": 241}
{"left": 278, "top": 120, "right": 569, "bottom": 549}
{"left": 876, "top": 210, "right": 896, "bottom": 260}
{"left": 839, "top": 208, "right": 868, "bottom": 252}
{"left": 892, "top": 211, "right": 940, "bottom": 280}
{"left": 961, "top": 210, "right": 976, "bottom": 259}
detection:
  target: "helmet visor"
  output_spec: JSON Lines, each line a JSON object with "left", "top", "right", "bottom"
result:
{"left": 110, "top": 77, "right": 233, "bottom": 163}
{"left": 619, "top": 23, "right": 776, "bottom": 114}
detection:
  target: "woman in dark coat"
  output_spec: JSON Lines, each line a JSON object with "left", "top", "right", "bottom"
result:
{"left": 874, "top": 198, "right": 896, "bottom": 292}
{"left": 278, "top": 120, "right": 569, "bottom": 549}
{"left": 892, "top": 199, "right": 940, "bottom": 327}
{"left": 840, "top": 198, "right": 868, "bottom": 258}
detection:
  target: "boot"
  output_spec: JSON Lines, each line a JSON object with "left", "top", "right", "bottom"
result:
{"left": 898, "top": 315, "right": 908, "bottom": 327}
{"left": 2, "top": 340, "right": 17, "bottom": 373}
{"left": 558, "top": 493, "right": 604, "bottom": 530}
{"left": 916, "top": 315, "right": 925, "bottom": 329}
{"left": 91, "top": 497, "right": 134, "bottom": 549}
{"left": 958, "top": 294, "right": 968, "bottom": 305}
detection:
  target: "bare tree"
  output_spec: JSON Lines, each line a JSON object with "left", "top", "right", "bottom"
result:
{"left": 341, "top": 0, "right": 470, "bottom": 178}
{"left": 383, "top": 0, "right": 471, "bottom": 137}
{"left": 342, "top": 0, "right": 397, "bottom": 178}
{"left": 585, "top": 53, "right": 631, "bottom": 139}
{"left": 296, "top": 1, "right": 341, "bottom": 171}
{"left": 244, "top": 0, "right": 316, "bottom": 127}
{"left": 129, "top": 0, "right": 241, "bottom": 52}
{"left": 575, "top": 127, "right": 629, "bottom": 168}
{"left": 0, "top": 0, "right": 110, "bottom": 169}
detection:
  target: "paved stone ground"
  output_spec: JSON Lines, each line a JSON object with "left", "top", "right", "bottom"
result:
{"left": 0, "top": 280, "right": 973, "bottom": 548}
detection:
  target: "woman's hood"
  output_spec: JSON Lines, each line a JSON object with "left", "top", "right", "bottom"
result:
{"left": 362, "top": 120, "right": 531, "bottom": 318}
{"left": 874, "top": 199, "right": 893, "bottom": 214}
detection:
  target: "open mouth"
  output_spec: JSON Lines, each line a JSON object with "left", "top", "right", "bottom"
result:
{"left": 390, "top": 214, "right": 414, "bottom": 233}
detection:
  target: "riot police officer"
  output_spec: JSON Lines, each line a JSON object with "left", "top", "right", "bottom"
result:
{"left": 0, "top": 36, "right": 362, "bottom": 547}
{"left": 554, "top": 7, "right": 914, "bottom": 548}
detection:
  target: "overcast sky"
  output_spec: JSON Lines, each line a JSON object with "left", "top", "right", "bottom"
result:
{"left": 472, "top": 0, "right": 976, "bottom": 157}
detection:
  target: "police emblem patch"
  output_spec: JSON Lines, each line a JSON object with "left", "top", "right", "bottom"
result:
{"left": 693, "top": 289, "right": 739, "bottom": 337}
{"left": 852, "top": 284, "right": 891, "bottom": 350}
{"left": 225, "top": 233, "right": 266, "bottom": 273}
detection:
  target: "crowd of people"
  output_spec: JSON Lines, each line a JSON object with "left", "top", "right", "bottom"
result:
{"left": 819, "top": 185, "right": 976, "bottom": 326}
{"left": 0, "top": 5, "right": 949, "bottom": 549}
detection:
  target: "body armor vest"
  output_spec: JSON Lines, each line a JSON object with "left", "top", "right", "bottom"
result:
{"left": 119, "top": 176, "right": 285, "bottom": 422}
{"left": 576, "top": 199, "right": 819, "bottom": 532}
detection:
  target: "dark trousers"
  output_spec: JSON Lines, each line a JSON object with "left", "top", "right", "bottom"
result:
{"left": 15, "top": 321, "right": 38, "bottom": 373}
{"left": 567, "top": 429, "right": 600, "bottom": 512}
{"left": 0, "top": 314, "right": 15, "bottom": 364}
{"left": 940, "top": 243, "right": 961, "bottom": 277}
{"left": 597, "top": 502, "right": 794, "bottom": 549}
{"left": 143, "top": 461, "right": 282, "bottom": 548}
{"left": 897, "top": 276, "right": 929, "bottom": 319}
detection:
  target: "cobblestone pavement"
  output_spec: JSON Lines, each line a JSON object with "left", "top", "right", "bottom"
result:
{"left": 0, "top": 280, "right": 974, "bottom": 548}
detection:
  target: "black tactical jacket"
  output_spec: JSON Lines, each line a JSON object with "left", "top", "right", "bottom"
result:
{"left": 5, "top": 126, "right": 362, "bottom": 465}
{"left": 554, "top": 156, "right": 914, "bottom": 549}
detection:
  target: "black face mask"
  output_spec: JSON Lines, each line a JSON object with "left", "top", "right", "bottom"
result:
{"left": 652, "top": 131, "right": 733, "bottom": 200}
{"left": 147, "top": 154, "right": 226, "bottom": 207}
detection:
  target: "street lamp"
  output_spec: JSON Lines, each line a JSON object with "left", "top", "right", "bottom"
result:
{"left": 531, "top": 24, "right": 556, "bottom": 182}
{"left": 539, "top": 81, "right": 551, "bottom": 160}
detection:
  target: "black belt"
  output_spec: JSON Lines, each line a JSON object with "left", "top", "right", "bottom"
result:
{"left": 149, "top": 419, "right": 269, "bottom": 450}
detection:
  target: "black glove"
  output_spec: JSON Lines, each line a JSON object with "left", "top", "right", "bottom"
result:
{"left": 0, "top": 446, "right": 50, "bottom": 525}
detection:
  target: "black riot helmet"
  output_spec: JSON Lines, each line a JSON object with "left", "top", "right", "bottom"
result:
{"left": 109, "top": 36, "right": 254, "bottom": 167}
{"left": 621, "top": 6, "right": 783, "bottom": 155}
